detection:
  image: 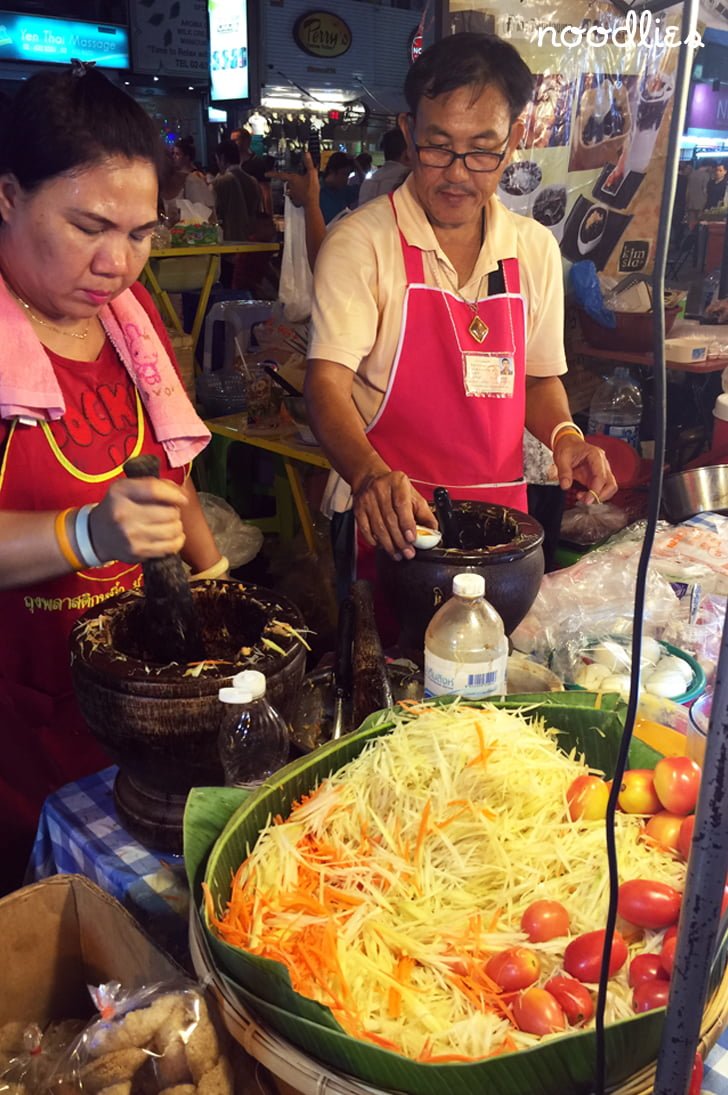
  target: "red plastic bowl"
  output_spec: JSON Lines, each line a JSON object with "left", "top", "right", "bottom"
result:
{"left": 578, "top": 307, "right": 680, "bottom": 353}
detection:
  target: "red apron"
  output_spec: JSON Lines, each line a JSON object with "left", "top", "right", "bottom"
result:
{"left": 357, "top": 200, "right": 528, "bottom": 585}
{"left": 0, "top": 342, "right": 185, "bottom": 891}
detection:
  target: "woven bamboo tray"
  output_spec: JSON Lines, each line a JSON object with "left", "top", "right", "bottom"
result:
{"left": 191, "top": 907, "right": 728, "bottom": 1095}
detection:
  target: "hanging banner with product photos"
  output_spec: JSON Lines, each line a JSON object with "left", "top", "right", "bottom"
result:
{"left": 449, "top": 0, "right": 697, "bottom": 277}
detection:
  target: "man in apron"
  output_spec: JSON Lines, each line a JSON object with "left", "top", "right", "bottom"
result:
{"left": 305, "top": 32, "right": 617, "bottom": 586}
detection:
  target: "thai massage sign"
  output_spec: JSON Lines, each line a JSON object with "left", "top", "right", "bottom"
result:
{"left": 293, "top": 10, "right": 352, "bottom": 58}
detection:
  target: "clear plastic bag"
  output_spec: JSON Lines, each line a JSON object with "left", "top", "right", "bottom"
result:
{"left": 0, "top": 1021, "right": 85, "bottom": 1094}
{"left": 51, "top": 981, "right": 233, "bottom": 1095}
{"left": 197, "top": 493, "right": 263, "bottom": 569}
{"left": 278, "top": 196, "right": 313, "bottom": 323}
{"left": 560, "top": 502, "right": 630, "bottom": 545}
{"left": 511, "top": 534, "right": 679, "bottom": 665}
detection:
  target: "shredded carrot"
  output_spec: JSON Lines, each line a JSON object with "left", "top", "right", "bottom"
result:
{"left": 207, "top": 703, "right": 687, "bottom": 1065}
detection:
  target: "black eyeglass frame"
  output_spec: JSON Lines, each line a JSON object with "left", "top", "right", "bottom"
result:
{"left": 408, "top": 120, "right": 514, "bottom": 174}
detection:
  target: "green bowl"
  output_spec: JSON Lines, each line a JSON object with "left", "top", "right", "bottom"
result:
{"left": 566, "top": 639, "right": 705, "bottom": 705}
{"left": 192, "top": 693, "right": 728, "bottom": 1095}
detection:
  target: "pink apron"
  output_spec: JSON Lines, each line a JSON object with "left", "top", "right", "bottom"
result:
{"left": 356, "top": 200, "right": 528, "bottom": 585}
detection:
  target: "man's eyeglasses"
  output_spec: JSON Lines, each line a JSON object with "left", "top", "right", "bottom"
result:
{"left": 412, "top": 132, "right": 512, "bottom": 174}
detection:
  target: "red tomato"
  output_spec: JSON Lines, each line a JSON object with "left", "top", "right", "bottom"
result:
{"left": 660, "top": 934, "right": 677, "bottom": 976}
{"left": 628, "top": 953, "right": 670, "bottom": 989}
{"left": 653, "top": 757, "right": 701, "bottom": 816}
{"left": 617, "top": 879, "right": 682, "bottom": 930}
{"left": 618, "top": 769, "right": 662, "bottom": 814}
{"left": 678, "top": 814, "right": 696, "bottom": 861}
{"left": 485, "top": 947, "right": 541, "bottom": 992}
{"left": 633, "top": 978, "right": 671, "bottom": 1013}
{"left": 563, "top": 929, "right": 628, "bottom": 983}
{"left": 521, "top": 900, "right": 570, "bottom": 943}
{"left": 567, "top": 775, "right": 609, "bottom": 821}
{"left": 544, "top": 976, "right": 594, "bottom": 1025}
{"left": 689, "top": 1051, "right": 704, "bottom": 1095}
{"left": 512, "top": 987, "right": 567, "bottom": 1035}
{"left": 644, "top": 811, "right": 685, "bottom": 852}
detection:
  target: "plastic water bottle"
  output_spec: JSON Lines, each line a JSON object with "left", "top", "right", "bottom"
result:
{"left": 587, "top": 366, "right": 643, "bottom": 450}
{"left": 217, "top": 670, "right": 289, "bottom": 789}
{"left": 424, "top": 573, "right": 508, "bottom": 699}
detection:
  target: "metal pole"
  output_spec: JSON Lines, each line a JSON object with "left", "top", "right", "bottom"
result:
{"left": 653, "top": 609, "right": 728, "bottom": 1094}
{"left": 719, "top": 204, "right": 728, "bottom": 300}
{"left": 433, "top": 0, "right": 450, "bottom": 40}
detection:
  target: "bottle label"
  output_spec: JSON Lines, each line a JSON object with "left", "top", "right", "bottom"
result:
{"left": 424, "top": 650, "right": 507, "bottom": 699}
{"left": 587, "top": 419, "right": 640, "bottom": 450}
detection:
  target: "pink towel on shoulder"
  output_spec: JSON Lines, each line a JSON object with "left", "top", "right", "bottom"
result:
{"left": 0, "top": 276, "right": 210, "bottom": 468}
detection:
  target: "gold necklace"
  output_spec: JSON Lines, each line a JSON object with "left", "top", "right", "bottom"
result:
{"left": 434, "top": 262, "right": 490, "bottom": 344}
{"left": 10, "top": 289, "right": 90, "bottom": 341}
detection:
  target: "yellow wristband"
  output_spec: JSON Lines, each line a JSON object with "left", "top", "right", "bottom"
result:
{"left": 54, "top": 507, "right": 84, "bottom": 571}
{"left": 190, "top": 555, "right": 230, "bottom": 581}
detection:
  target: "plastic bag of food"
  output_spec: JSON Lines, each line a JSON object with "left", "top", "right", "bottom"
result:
{"left": 197, "top": 493, "right": 263, "bottom": 569}
{"left": 560, "top": 502, "right": 630, "bottom": 545}
{"left": 511, "top": 534, "right": 679, "bottom": 665}
{"left": 0, "top": 1021, "right": 85, "bottom": 1094}
{"left": 51, "top": 981, "right": 233, "bottom": 1095}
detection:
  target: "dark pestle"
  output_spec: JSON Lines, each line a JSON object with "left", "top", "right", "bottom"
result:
{"left": 433, "top": 487, "right": 458, "bottom": 548}
{"left": 124, "top": 454, "right": 205, "bottom": 665}
{"left": 350, "top": 580, "right": 393, "bottom": 729}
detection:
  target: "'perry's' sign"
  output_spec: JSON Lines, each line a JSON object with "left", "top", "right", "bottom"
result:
{"left": 293, "top": 11, "right": 352, "bottom": 58}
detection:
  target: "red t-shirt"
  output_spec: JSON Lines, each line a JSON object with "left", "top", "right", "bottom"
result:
{"left": 0, "top": 283, "right": 189, "bottom": 881}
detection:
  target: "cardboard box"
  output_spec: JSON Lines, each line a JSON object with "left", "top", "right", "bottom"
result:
{"left": 0, "top": 875, "right": 181, "bottom": 1022}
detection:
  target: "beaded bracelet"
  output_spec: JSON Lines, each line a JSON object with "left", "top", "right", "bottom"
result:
{"left": 549, "top": 421, "right": 585, "bottom": 451}
{"left": 54, "top": 508, "right": 84, "bottom": 571}
{"left": 75, "top": 504, "right": 104, "bottom": 568}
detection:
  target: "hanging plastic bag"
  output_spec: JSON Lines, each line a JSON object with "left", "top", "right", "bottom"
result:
{"left": 560, "top": 502, "right": 630, "bottom": 545}
{"left": 278, "top": 195, "right": 313, "bottom": 323}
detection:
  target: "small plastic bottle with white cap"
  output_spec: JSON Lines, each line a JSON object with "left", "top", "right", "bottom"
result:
{"left": 424, "top": 573, "right": 508, "bottom": 699}
{"left": 217, "top": 670, "right": 289, "bottom": 789}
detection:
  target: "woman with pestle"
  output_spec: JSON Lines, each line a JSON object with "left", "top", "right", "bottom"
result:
{"left": 0, "top": 62, "right": 225, "bottom": 893}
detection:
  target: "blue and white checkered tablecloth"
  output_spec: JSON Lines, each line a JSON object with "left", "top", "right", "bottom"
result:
{"left": 26, "top": 766, "right": 190, "bottom": 964}
{"left": 706, "top": 1041, "right": 728, "bottom": 1094}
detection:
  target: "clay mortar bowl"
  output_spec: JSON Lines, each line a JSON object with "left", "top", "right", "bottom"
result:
{"left": 70, "top": 580, "right": 307, "bottom": 849}
{"left": 376, "top": 501, "right": 545, "bottom": 651}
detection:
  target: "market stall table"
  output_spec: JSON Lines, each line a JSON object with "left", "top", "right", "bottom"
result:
{"left": 200, "top": 414, "right": 331, "bottom": 556}
{"left": 572, "top": 321, "right": 728, "bottom": 458}
{"left": 22, "top": 761, "right": 728, "bottom": 1092}
{"left": 141, "top": 241, "right": 280, "bottom": 349}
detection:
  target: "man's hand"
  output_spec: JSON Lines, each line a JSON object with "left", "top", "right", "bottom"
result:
{"left": 267, "top": 149, "right": 319, "bottom": 209}
{"left": 553, "top": 436, "right": 618, "bottom": 504}
{"left": 353, "top": 471, "right": 437, "bottom": 561}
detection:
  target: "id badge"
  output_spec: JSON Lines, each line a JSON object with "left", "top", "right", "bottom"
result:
{"left": 463, "top": 353, "right": 515, "bottom": 398}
